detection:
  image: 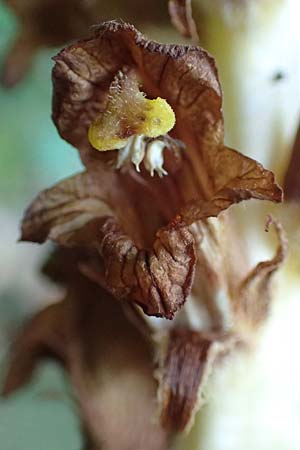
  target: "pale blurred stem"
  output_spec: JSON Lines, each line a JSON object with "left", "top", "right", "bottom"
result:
{"left": 191, "top": 0, "right": 300, "bottom": 182}
{"left": 188, "top": 0, "right": 300, "bottom": 262}
{"left": 174, "top": 2, "right": 300, "bottom": 450}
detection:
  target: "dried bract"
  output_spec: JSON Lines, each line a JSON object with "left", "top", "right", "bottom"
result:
{"left": 237, "top": 216, "right": 288, "bottom": 328}
{"left": 157, "top": 329, "right": 220, "bottom": 431}
{"left": 2, "top": 271, "right": 169, "bottom": 450}
{"left": 168, "top": 0, "right": 198, "bottom": 40}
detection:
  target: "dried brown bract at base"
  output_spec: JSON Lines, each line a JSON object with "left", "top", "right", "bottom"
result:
{"left": 2, "top": 268, "right": 170, "bottom": 450}
{"left": 157, "top": 329, "right": 220, "bottom": 432}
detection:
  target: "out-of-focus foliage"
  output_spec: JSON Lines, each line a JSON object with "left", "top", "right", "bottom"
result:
{"left": 0, "top": 3, "right": 82, "bottom": 448}
{"left": 0, "top": 1, "right": 185, "bottom": 448}
{"left": 0, "top": 4, "right": 82, "bottom": 207}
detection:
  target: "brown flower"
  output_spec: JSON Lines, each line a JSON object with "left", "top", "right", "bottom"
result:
{"left": 33, "top": 20, "right": 281, "bottom": 319}
{"left": 3, "top": 21, "right": 287, "bottom": 439}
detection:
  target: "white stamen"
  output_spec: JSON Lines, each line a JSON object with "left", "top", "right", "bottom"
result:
{"left": 144, "top": 140, "right": 167, "bottom": 177}
{"left": 116, "top": 137, "right": 133, "bottom": 169}
{"left": 116, "top": 135, "right": 168, "bottom": 177}
{"left": 131, "top": 135, "right": 146, "bottom": 172}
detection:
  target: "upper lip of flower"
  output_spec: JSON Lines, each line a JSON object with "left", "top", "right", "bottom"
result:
{"left": 86, "top": 67, "right": 178, "bottom": 177}
{"left": 87, "top": 68, "right": 176, "bottom": 153}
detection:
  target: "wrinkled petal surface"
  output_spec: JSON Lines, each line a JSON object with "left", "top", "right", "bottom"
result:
{"left": 21, "top": 172, "right": 196, "bottom": 319}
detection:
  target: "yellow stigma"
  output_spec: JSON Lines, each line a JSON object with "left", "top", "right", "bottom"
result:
{"left": 88, "top": 126, "right": 128, "bottom": 152}
{"left": 88, "top": 71, "right": 175, "bottom": 152}
{"left": 139, "top": 97, "right": 175, "bottom": 138}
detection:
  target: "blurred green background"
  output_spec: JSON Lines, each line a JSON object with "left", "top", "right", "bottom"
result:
{"left": 0, "top": 3, "right": 83, "bottom": 448}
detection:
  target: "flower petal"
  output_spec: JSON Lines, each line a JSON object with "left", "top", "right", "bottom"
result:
{"left": 21, "top": 172, "right": 196, "bottom": 319}
{"left": 20, "top": 171, "right": 113, "bottom": 245}
{"left": 180, "top": 146, "right": 283, "bottom": 224}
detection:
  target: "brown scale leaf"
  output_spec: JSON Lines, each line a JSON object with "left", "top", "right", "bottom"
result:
{"left": 168, "top": 0, "right": 254, "bottom": 41}
{"left": 168, "top": 0, "right": 198, "bottom": 40}
{"left": 237, "top": 216, "right": 288, "bottom": 327}
{"left": 189, "top": 216, "right": 246, "bottom": 331}
{"left": 2, "top": 303, "right": 67, "bottom": 397}
{"left": 2, "top": 278, "right": 169, "bottom": 450}
{"left": 157, "top": 328, "right": 226, "bottom": 432}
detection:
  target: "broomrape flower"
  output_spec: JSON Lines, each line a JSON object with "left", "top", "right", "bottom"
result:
{"left": 3, "top": 21, "right": 287, "bottom": 449}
